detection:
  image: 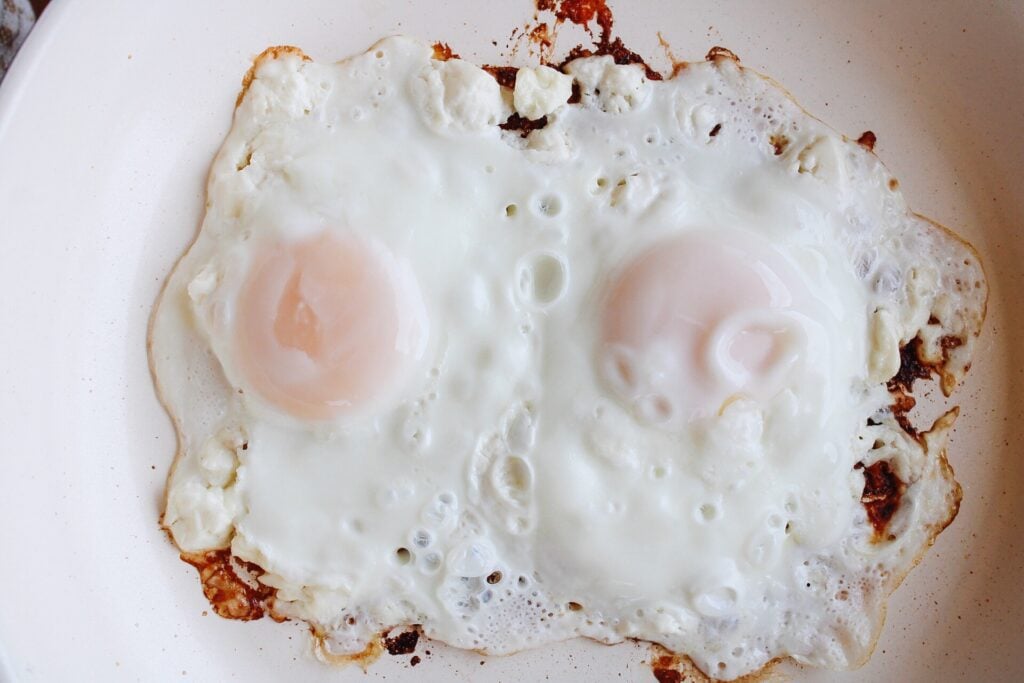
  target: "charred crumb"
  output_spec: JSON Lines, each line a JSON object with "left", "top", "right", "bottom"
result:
{"left": 432, "top": 42, "right": 458, "bottom": 61}
{"left": 487, "top": 570, "right": 503, "bottom": 584}
{"left": 484, "top": 65, "right": 519, "bottom": 89}
{"left": 855, "top": 460, "right": 906, "bottom": 541}
{"left": 537, "top": 0, "right": 612, "bottom": 33}
{"left": 709, "top": 123, "right": 722, "bottom": 137}
{"left": 410, "top": 655, "right": 422, "bottom": 666}
{"left": 500, "top": 112, "right": 549, "bottom": 137}
{"left": 856, "top": 130, "right": 877, "bottom": 151}
{"left": 181, "top": 549, "right": 276, "bottom": 621}
{"left": 568, "top": 81, "right": 582, "bottom": 103}
{"left": 890, "top": 393, "right": 919, "bottom": 437}
{"left": 651, "top": 654, "right": 683, "bottom": 683}
{"left": 769, "top": 133, "right": 789, "bottom": 155}
{"left": 530, "top": 22, "right": 553, "bottom": 51}
{"left": 384, "top": 627, "right": 420, "bottom": 656}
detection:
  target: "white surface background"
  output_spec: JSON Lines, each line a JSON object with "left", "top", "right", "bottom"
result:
{"left": 0, "top": 1, "right": 1021, "bottom": 681}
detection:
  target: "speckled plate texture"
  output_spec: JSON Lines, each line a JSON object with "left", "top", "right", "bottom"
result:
{"left": 0, "top": 1, "right": 1021, "bottom": 681}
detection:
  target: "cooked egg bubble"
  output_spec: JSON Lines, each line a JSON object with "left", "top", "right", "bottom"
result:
{"left": 152, "top": 37, "right": 985, "bottom": 680}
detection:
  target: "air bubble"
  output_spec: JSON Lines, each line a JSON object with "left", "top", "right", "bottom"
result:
{"left": 505, "top": 203, "right": 518, "bottom": 217}
{"left": 411, "top": 529, "right": 433, "bottom": 548}
{"left": 401, "top": 416, "right": 431, "bottom": 452}
{"left": 699, "top": 503, "right": 719, "bottom": 521}
{"left": 419, "top": 552, "right": 442, "bottom": 574}
{"left": 491, "top": 455, "right": 533, "bottom": 505}
{"left": 504, "top": 406, "right": 536, "bottom": 454}
{"left": 422, "top": 491, "right": 458, "bottom": 527}
{"left": 516, "top": 252, "right": 568, "bottom": 308}
{"left": 635, "top": 394, "right": 674, "bottom": 424}
{"left": 535, "top": 194, "right": 563, "bottom": 217}
{"left": 394, "top": 547, "right": 412, "bottom": 565}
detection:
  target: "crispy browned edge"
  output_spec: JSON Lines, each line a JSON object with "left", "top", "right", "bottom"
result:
{"left": 236, "top": 46, "right": 313, "bottom": 107}
{"left": 149, "top": 45, "right": 313, "bottom": 536}
{"left": 147, "top": 42, "right": 989, "bottom": 682}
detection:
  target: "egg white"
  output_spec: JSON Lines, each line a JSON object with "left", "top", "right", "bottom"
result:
{"left": 151, "top": 37, "right": 986, "bottom": 680}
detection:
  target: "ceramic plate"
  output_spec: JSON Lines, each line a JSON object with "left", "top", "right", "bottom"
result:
{"left": 1, "top": 1, "right": 1021, "bottom": 680}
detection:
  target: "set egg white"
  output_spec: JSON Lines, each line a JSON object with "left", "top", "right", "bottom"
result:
{"left": 151, "top": 36, "right": 986, "bottom": 680}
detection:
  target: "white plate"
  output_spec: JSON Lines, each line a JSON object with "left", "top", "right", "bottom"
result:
{"left": 1, "top": 1, "right": 1022, "bottom": 681}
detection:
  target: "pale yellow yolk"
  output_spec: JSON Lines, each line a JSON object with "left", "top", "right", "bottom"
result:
{"left": 600, "top": 232, "right": 809, "bottom": 422}
{"left": 235, "top": 232, "right": 428, "bottom": 420}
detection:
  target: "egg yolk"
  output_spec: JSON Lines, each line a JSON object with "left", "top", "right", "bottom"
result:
{"left": 235, "top": 232, "right": 428, "bottom": 419}
{"left": 600, "top": 232, "right": 809, "bottom": 423}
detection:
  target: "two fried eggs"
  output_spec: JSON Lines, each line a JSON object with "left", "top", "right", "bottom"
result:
{"left": 151, "top": 37, "right": 986, "bottom": 680}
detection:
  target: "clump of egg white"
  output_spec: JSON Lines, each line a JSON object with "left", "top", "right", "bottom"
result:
{"left": 153, "top": 37, "right": 985, "bottom": 680}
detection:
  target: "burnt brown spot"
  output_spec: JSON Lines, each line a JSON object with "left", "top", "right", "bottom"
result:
{"left": 891, "top": 392, "right": 919, "bottom": 436}
{"left": 432, "top": 42, "right": 458, "bottom": 61}
{"left": 648, "top": 644, "right": 782, "bottom": 682}
{"left": 538, "top": 0, "right": 611, "bottom": 29}
{"left": 940, "top": 335, "right": 964, "bottom": 353}
{"left": 770, "top": 133, "right": 789, "bottom": 155}
{"left": 500, "top": 112, "right": 549, "bottom": 137}
{"left": 529, "top": 22, "right": 554, "bottom": 51}
{"left": 709, "top": 123, "right": 722, "bottom": 137}
{"left": 410, "top": 655, "right": 422, "bottom": 666}
{"left": 484, "top": 65, "right": 519, "bottom": 89}
{"left": 705, "top": 45, "right": 740, "bottom": 62}
{"left": 384, "top": 627, "right": 420, "bottom": 655}
{"left": 568, "top": 81, "right": 582, "bottom": 103}
{"left": 856, "top": 130, "right": 877, "bottom": 151}
{"left": 652, "top": 654, "right": 683, "bottom": 683}
{"left": 487, "top": 571, "right": 503, "bottom": 584}
{"left": 887, "top": 337, "right": 933, "bottom": 395}
{"left": 567, "top": 601, "right": 583, "bottom": 611}
{"left": 884, "top": 334, "right": 967, "bottom": 436}
{"left": 888, "top": 178, "right": 900, "bottom": 191}
{"left": 540, "top": 0, "right": 663, "bottom": 80}
{"left": 181, "top": 549, "right": 276, "bottom": 621}
{"left": 855, "top": 460, "right": 906, "bottom": 540}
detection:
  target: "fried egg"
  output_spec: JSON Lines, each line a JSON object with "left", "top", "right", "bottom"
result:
{"left": 151, "top": 37, "right": 986, "bottom": 680}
